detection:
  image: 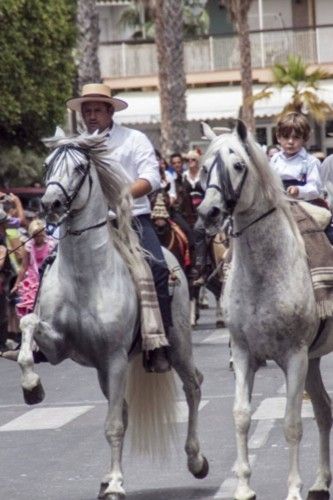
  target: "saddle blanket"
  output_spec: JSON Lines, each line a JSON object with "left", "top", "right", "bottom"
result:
{"left": 290, "top": 202, "right": 333, "bottom": 320}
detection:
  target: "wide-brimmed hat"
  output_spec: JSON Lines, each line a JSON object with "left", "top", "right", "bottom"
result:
{"left": 0, "top": 209, "right": 8, "bottom": 224}
{"left": 151, "top": 193, "right": 170, "bottom": 220}
{"left": 66, "top": 83, "right": 128, "bottom": 113}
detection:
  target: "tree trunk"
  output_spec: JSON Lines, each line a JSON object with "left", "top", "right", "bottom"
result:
{"left": 154, "top": 0, "right": 189, "bottom": 157}
{"left": 224, "top": 0, "right": 255, "bottom": 132}
{"left": 76, "top": 0, "right": 101, "bottom": 91}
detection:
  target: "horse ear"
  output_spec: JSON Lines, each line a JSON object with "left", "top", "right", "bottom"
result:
{"left": 234, "top": 120, "right": 248, "bottom": 143}
{"left": 201, "top": 122, "right": 217, "bottom": 141}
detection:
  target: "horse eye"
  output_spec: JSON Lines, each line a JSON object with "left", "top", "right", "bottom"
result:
{"left": 234, "top": 162, "right": 244, "bottom": 172}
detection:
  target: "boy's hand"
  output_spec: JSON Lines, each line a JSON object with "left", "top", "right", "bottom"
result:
{"left": 287, "top": 186, "right": 299, "bottom": 198}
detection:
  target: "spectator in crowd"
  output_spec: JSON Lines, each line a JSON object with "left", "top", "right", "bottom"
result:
{"left": 154, "top": 150, "right": 177, "bottom": 206}
{"left": 0, "top": 209, "right": 17, "bottom": 350}
{"left": 170, "top": 153, "right": 186, "bottom": 178}
{"left": 10, "top": 219, "right": 55, "bottom": 319}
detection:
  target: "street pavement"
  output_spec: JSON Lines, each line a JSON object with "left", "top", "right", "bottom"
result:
{"left": 0, "top": 294, "right": 332, "bottom": 500}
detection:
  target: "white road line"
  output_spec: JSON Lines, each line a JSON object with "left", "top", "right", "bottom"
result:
{"left": 173, "top": 400, "right": 209, "bottom": 423}
{"left": 0, "top": 405, "right": 94, "bottom": 431}
{"left": 200, "top": 330, "right": 229, "bottom": 344}
{"left": 252, "top": 397, "right": 314, "bottom": 420}
{"left": 214, "top": 454, "right": 256, "bottom": 499}
{"left": 249, "top": 419, "right": 275, "bottom": 449}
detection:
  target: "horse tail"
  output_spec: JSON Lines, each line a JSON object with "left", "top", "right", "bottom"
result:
{"left": 126, "top": 355, "right": 178, "bottom": 458}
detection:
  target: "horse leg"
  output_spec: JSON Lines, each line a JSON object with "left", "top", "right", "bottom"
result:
{"left": 17, "top": 313, "right": 45, "bottom": 405}
{"left": 97, "top": 351, "right": 128, "bottom": 500}
{"left": 215, "top": 294, "right": 225, "bottom": 328}
{"left": 232, "top": 343, "right": 256, "bottom": 500}
{"left": 283, "top": 347, "right": 308, "bottom": 500}
{"left": 305, "top": 358, "right": 332, "bottom": 499}
{"left": 171, "top": 354, "right": 209, "bottom": 479}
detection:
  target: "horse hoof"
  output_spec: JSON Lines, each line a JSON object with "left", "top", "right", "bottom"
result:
{"left": 216, "top": 320, "right": 225, "bottom": 328}
{"left": 307, "top": 491, "right": 330, "bottom": 499}
{"left": 229, "top": 361, "right": 234, "bottom": 371}
{"left": 22, "top": 382, "right": 45, "bottom": 405}
{"left": 98, "top": 483, "right": 125, "bottom": 500}
{"left": 192, "top": 456, "right": 209, "bottom": 479}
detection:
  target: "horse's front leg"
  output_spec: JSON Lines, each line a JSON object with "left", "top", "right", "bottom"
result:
{"left": 18, "top": 313, "right": 45, "bottom": 405}
{"left": 232, "top": 341, "right": 256, "bottom": 500}
{"left": 98, "top": 350, "right": 128, "bottom": 500}
{"left": 283, "top": 346, "right": 308, "bottom": 500}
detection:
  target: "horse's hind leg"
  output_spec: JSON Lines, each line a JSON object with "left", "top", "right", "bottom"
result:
{"left": 232, "top": 343, "right": 256, "bottom": 500}
{"left": 283, "top": 347, "right": 308, "bottom": 500}
{"left": 305, "top": 357, "right": 332, "bottom": 499}
{"left": 97, "top": 351, "right": 128, "bottom": 500}
{"left": 17, "top": 314, "right": 45, "bottom": 405}
{"left": 171, "top": 348, "right": 209, "bottom": 480}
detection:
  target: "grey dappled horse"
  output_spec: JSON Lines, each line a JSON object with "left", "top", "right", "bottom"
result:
{"left": 17, "top": 129, "right": 208, "bottom": 499}
{"left": 198, "top": 121, "right": 333, "bottom": 500}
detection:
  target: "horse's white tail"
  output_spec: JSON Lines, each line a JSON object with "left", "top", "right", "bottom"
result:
{"left": 126, "top": 355, "right": 178, "bottom": 458}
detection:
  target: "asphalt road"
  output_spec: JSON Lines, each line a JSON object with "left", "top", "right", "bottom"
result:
{"left": 0, "top": 296, "right": 332, "bottom": 500}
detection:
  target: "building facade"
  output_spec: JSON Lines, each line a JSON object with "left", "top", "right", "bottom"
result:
{"left": 96, "top": 0, "right": 333, "bottom": 155}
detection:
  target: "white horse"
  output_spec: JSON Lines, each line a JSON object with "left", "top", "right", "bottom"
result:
{"left": 198, "top": 120, "right": 333, "bottom": 500}
{"left": 17, "top": 130, "right": 208, "bottom": 499}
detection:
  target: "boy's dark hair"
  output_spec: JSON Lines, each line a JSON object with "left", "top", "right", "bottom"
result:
{"left": 170, "top": 153, "right": 182, "bottom": 162}
{"left": 276, "top": 112, "right": 311, "bottom": 142}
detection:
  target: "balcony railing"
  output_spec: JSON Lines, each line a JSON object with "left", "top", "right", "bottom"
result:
{"left": 99, "top": 25, "right": 333, "bottom": 78}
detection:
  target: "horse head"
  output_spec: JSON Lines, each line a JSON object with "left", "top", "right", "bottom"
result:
{"left": 198, "top": 120, "right": 279, "bottom": 235}
{"left": 41, "top": 129, "right": 110, "bottom": 225}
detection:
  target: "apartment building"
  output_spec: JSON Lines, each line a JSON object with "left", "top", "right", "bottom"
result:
{"left": 96, "top": 0, "right": 333, "bottom": 154}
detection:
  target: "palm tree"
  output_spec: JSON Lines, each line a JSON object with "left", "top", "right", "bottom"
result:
{"left": 133, "top": 0, "right": 188, "bottom": 157}
{"left": 75, "top": 0, "right": 101, "bottom": 90}
{"left": 224, "top": 0, "right": 255, "bottom": 132}
{"left": 258, "top": 55, "right": 332, "bottom": 122}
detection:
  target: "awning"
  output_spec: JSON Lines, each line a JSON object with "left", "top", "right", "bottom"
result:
{"left": 113, "top": 81, "right": 333, "bottom": 125}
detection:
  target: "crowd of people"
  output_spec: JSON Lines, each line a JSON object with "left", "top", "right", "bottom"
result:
{"left": 0, "top": 193, "right": 55, "bottom": 358}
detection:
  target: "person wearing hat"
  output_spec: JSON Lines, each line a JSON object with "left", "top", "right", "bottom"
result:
{"left": 66, "top": 83, "right": 171, "bottom": 372}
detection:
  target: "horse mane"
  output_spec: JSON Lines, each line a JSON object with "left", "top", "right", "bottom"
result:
{"left": 43, "top": 130, "right": 145, "bottom": 266}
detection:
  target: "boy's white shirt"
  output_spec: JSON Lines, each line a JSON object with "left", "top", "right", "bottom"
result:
{"left": 270, "top": 147, "right": 323, "bottom": 200}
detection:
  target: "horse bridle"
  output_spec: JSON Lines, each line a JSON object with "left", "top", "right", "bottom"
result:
{"left": 205, "top": 149, "right": 276, "bottom": 237}
{"left": 44, "top": 145, "right": 106, "bottom": 236}
{"left": 206, "top": 150, "right": 248, "bottom": 215}
{"left": 44, "top": 145, "right": 93, "bottom": 213}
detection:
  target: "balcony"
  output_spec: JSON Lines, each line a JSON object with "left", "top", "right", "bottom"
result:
{"left": 99, "top": 25, "right": 333, "bottom": 90}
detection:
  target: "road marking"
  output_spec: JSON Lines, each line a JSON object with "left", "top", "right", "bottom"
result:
{"left": 214, "top": 454, "right": 256, "bottom": 499}
{"left": 201, "top": 330, "right": 229, "bottom": 344}
{"left": 0, "top": 405, "right": 94, "bottom": 431}
{"left": 174, "top": 400, "right": 209, "bottom": 423}
{"left": 249, "top": 419, "right": 275, "bottom": 449}
{"left": 252, "top": 397, "right": 314, "bottom": 420}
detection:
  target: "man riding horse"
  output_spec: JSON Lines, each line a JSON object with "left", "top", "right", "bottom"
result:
{"left": 66, "top": 83, "right": 171, "bottom": 373}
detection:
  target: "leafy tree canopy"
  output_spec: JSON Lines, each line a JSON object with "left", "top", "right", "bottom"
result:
{"left": 0, "top": 0, "right": 76, "bottom": 150}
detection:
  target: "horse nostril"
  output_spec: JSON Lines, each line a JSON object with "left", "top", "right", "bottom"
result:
{"left": 52, "top": 199, "right": 62, "bottom": 211}
{"left": 208, "top": 206, "right": 221, "bottom": 219}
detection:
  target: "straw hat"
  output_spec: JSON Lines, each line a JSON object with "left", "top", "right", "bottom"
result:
{"left": 151, "top": 193, "right": 170, "bottom": 220}
{"left": 66, "top": 83, "right": 128, "bottom": 113}
{"left": 0, "top": 209, "right": 8, "bottom": 224}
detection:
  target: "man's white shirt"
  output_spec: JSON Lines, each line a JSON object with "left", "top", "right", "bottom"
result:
{"left": 106, "top": 122, "right": 160, "bottom": 216}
